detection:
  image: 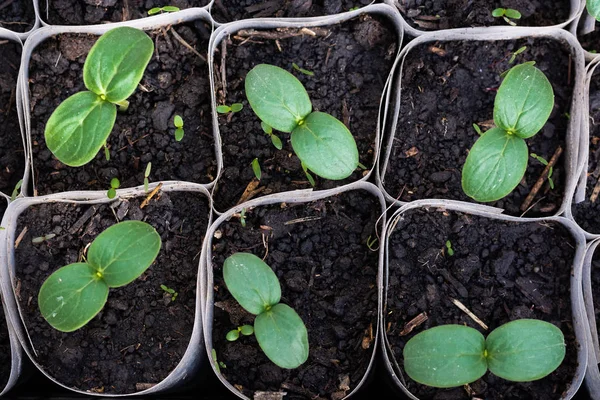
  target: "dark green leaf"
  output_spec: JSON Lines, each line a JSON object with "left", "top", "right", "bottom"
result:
{"left": 245, "top": 64, "right": 312, "bottom": 133}
{"left": 404, "top": 325, "right": 487, "bottom": 388}
{"left": 45, "top": 91, "right": 117, "bottom": 167}
{"left": 291, "top": 112, "right": 358, "bottom": 180}
{"left": 84, "top": 27, "right": 154, "bottom": 103}
{"left": 255, "top": 303, "right": 309, "bottom": 369}
{"left": 462, "top": 127, "right": 528, "bottom": 202}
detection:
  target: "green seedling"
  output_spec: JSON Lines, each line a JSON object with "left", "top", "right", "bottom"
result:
{"left": 10, "top": 179, "right": 23, "bottom": 201}
{"left": 366, "top": 235, "right": 379, "bottom": 251}
{"left": 211, "top": 349, "right": 226, "bottom": 373}
{"left": 32, "top": 233, "right": 56, "bottom": 244}
{"left": 588, "top": 0, "right": 600, "bottom": 21}
{"left": 404, "top": 319, "right": 565, "bottom": 388}
{"left": 174, "top": 115, "right": 184, "bottom": 142}
{"left": 492, "top": 7, "right": 522, "bottom": 26}
{"left": 107, "top": 177, "right": 120, "bottom": 199}
{"left": 38, "top": 221, "right": 161, "bottom": 332}
{"left": 144, "top": 162, "right": 152, "bottom": 192}
{"left": 472, "top": 123, "right": 483, "bottom": 136}
{"left": 531, "top": 153, "right": 555, "bottom": 189}
{"left": 261, "top": 121, "right": 283, "bottom": 150}
{"left": 251, "top": 158, "right": 261, "bottom": 181}
{"left": 349, "top": 6, "right": 360, "bottom": 11}
{"left": 462, "top": 63, "right": 554, "bottom": 202}
{"left": 301, "top": 161, "right": 316, "bottom": 187}
{"left": 445, "top": 240, "right": 454, "bottom": 256}
{"left": 148, "top": 5, "right": 180, "bottom": 15}
{"left": 509, "top": 46, "right": 527, "bottom": 64}
{"left": 292, "top": 62, "right": 314, "bottom": 76}
{"left": 45, "top": 27, "right": 154, "bottom": 167}
{"left": 160, "top": 284, "right": 178, "bottom": 301}
{"left": 223, "top": 252, "right": 309, "bottom": 369}
{"left": 217, "top": 103, "right": 243, "bottom": 114}
{"left": 239, "top": 208, "right": 247, "bottom": 228}
{"left": 104, "top": 144, "right": 110, "bottom": 161}
{"left": 226, "top": 324, "right": 254, "bottom": 341}
{"left": 245, "top": 64, "right": 358, "bottom": 180}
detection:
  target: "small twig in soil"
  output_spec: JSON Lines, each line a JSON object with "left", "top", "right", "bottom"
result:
{"left": 236, "top": 179, "right": 264, "bottom": 205}
{"left": 170, "top": 27, "right": 206, "bottom": 63}
{"left": 450, "top": 298, "right": 488, "bottom": 330}
{"left": 284, "top": 216, "right": 322, "bottom": 225}
{"left": 520, "top": 145, "right": 563, "bottom": 212}
{"left": 399, "top": 312, "right": 428, "bottom": 336}
{"left": 235, "top": 27, "right": 328, "bottom": 41}
{"left": 14, "top": 226, "right": 27, "bottom": 249}
{"left": 140, "top": 182, "right": 163, "bottom": 208}
{"left": 122, "top": 0, "right": 130, "bottom": 21}
{"left": 362, "top": 323, "right": 374, "bottom": 349}
{"left": 261, "top": 232, "right": 269, "bottom": 260}
{"left": 135, "top": 383, "right": 156, "bottom": 391}
{"left": 0, "top": 40, "right": 8, "bottom": 45}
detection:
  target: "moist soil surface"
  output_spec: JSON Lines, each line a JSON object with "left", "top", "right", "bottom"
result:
{"left": 385, "top": 208, "right": 578, "bottom": 399}
{"left": 211, "top": 0, "right": 378, "bottom": 23}
{"left": 28, "top": 21, "right": 216, "bottom": 195}
{"left": 0, "top": 0, "right": 35, "bottom": 33}
{"left": 397, "top": 0, "right": 571, "bottom": 30}
{"left": 579, "top": 23, "right": 600, "bottom": 54}
{"left": 0, "top": 41, "right": 25, "bottom": 200}
{"left": 210, "top": 189, "right": 381, "bottom": 399}
{"left": 572, "top": 71, "right": 600, "bottom": 234}
{"left": 382, "top": 38, "right": 573, "bottom": 217}
{"left": 42, "top": 0, "right": 210, "bottom": 25}
{"left": 212, "top": 14, "right": 397, "bottom": 212}
{"left": 14, "top": 191, "right": 210, "bottom": 394}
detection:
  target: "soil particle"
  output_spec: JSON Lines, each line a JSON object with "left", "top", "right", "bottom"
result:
{"left": 0, "top": 0, "right": 35, "bottom": 32}
{"left": 27, "top": 22, "right": 216, "bottom": 195}
{"left": 212, "top": 14, "right": 398, "bottom": 212}
{"left": 382, "top": 38, "right": 572, "bottom": 216}
{"left": 14, "top": 191, "right": 210, "bottom": 394}
{"left": 211, "top": 189, "right": 381, "bottom": 399}
{"left": 385, "top": 208, "right": 578, "bottom": 399}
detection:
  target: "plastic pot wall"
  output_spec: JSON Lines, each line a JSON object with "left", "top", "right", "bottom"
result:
{"left": 582, "top": 237, "right": 600, "bottom": 399}
{"left": 200, "top": 181, "right": 386, "bottom": 400}
{"left": 376, "top": 27, "right": 586, "bottom": 217}
{"left": 0, "top": 1, "right": 41, "bottom": 41}
{"left": 380, "top": 199, "right": 589, "bottom": 400}
{"left": 0, "top": 181, "right": 213, "bottom": 397}
{"left": 574, "top": 8, "right": 600, "bottom": 62}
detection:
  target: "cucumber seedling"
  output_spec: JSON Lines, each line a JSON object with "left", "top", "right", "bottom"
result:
{"left": 45, "top": 27, "right": 154, "bottom": 167}
{"left": 461, "top": 63, "right": 554, "bottom": 202}
{"left": 38, "top": 221, "right": 161, "bottom": 332}
{"left": 223, "top": 252, "right": 309, "bottom": 369}
{"left": 245, "top": 64, "right": 359, "bottom": 181}
{"left": 403, "top": 319, "right": 565, "bottom": 388}
{"left": 106, "top": 177, "right": 120, "bottom": 199}
{"left": 217, "top": 103, "right": 243, "bottom": 114}
{"left": 148, "top": 5, "right": 180, "bottom": 15}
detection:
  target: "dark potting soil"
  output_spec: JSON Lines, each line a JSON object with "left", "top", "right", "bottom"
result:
{"left": 0, "top": 0, "right": 35, "bottom": 33}
{"left": 0, "top": 304, "right": 11, "bottom": 391}
{"left": 579, "top": 23, "right": 600, "bottom": 54}
{"left": 397, "top": 0, "right": 571, "bottom": 30}
{"left": 14, "top": 191, "right": 210, "bottom": 394}
{"left": 0, "top": 41, "right": 25, "bottom": 199}
{"left": 385, "top": 209, "right": 579, "bottom": 399}
{"left": 211, "top": 0, "right": 379, "bottom": 24}
{"left": 42, "top": 0, "right": 210, "bottom": 25}
{"left": 212, "top": 14, "right": 398, "bottom": 212}
{"left": 28, "top": 22, "right": 217, "bottom": 196}
{"left": 210, "top": 189, "right": 381, "bottom": 399}
{"left": 382, "top": 39, "right": 573, "bottom": 217}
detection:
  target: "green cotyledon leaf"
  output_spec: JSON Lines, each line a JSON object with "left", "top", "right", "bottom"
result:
{"left": 588, "top": 0, "right": 600, "bottom": 21}
{"left": 44, "top": 91, "right": 116, "bottom": 167}
{"left": 83, "top": 26, "right": 154, "bottom": 103}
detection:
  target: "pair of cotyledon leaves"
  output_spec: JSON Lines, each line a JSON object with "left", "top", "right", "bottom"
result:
{"left": 38, "top": 221, "right": 161, "bottom": 332}
{"left": 45, "top": 27, "right": 154, "bottom": 167}
{"left": 245, "top": 64, "right": 359, "bottom": 180}
{"left": 223, "top": 252, "right": 309, "bottom": 369}
{"left": 461, "top": 63, "right": 554, "bottom": 202}
{"left": 404, "top": 319, "right": 566, "bottom": 388}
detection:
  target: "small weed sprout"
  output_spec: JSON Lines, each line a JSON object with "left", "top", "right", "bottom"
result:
{"left": 226, "top": 324, "right": 255, "bottom": 341}
{"left": 107, "top": 177, "right": 120, "bottom": 199}
{"left": 262, "top": 121, "right": 283, "bottom": 150}
{"left": 509, "top": 46, "right": 527, "bottom": 64}
{"left": 366, "top": 235, "right": 379, "bottom": 251}
{"left": 472, "top": 123, "right": 483, "bottom": 136}
{"left": 251, "top": 158, "right": 261, "bottom": 181}
{"left": 160, "top": 284, "right": 178, "bottom": 301}
{"left": 148, "top": 5, "right": 180, "bottom": 15}
{"left": 301, "top": 161, "right": 316, "bottom": 187}
{"left": 239, "top": 208, "right": 247, "bottom": 228}
{"left": 38, "top": 221, "right": 161, "bottom": 331}
{"left": 292, "top": 63, "right": 314, "bottom": 76}
{"left": 144, "top": 162, "right": 152, "bottom": 192}
{"left": 217, "top": 103, "right": 243, "bottom": 114}
{"left": 492, "top": 7, "right": 522, "bottom": 25}
{"left": 445, "top": 240, "right": 454, "bottom": 256}
{"left": 10, "top": 179, "right": 23, "bottom": 201}
{"left": 174, "top": 115, "right": 184, "bottom": 142}
{"left": 211, "top": 349, "right": 226, "bottom": 373}
{"left": 530, "top": 153, "right": 555, "bottom": 189}
{"left": 104, "top": 143, "right": 110, "bottom": 161}
{"left": 32, "top": 233, "right": 57, "bottom": 244}
{"left": 403, "top": 319, "right": 565, "bottom": 388}
{"left": 223, "top": 253, "right": 309, "bottom": 368}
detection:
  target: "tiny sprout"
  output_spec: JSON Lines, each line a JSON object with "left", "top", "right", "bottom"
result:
{"left": 107, "top": 177, "right": 120, "bottom": 199}
{"left": 160, "top": 284, "right": 178, "bottom": 301}
{"left": 301, "top": 161, "right": 316, "bottom": 187}
{"left": 445, "top": 240, "right": 454, "bottom": 256}
{"left": 174, "top": 115, "right": 184, "bottom": 142}
{"left": 10, "top": 179, "right": 23, "bottom": 201}
{"left": 349, "top": 6, "right": 360, "bottom": 11}
{"left": 262, "top": 121, "right": 283, "bottom": 150}
{"left": 530, "top": 153, "right": 555, "bottom": 189}
{"left": 104, "top": 143, "right": 110, "bottom": 161}
{"left": 144, "top": 162, "right": 152, "bottom": 192}
{"left": 292, "top": 63, "right": 314, "bottom": 76}
{"left": 226, "top": 324, "right": 255, "bottom": 341}
{"left": 212, "top": 349, "right": 226, "bottom": 373}
{"left": 509, "top": 46, "right": 527, "bottom": 64}
{"left": 239, "top": 208, "right": 247, "bottom": 228}
{"left": 251, "top": 158, "right": 262, "bottom": 181}
{"left": 366, "top": 235, "right": 379, "bottom": 251}
{"left": 32, "top": 233, "right": 56, "bottom": 244}
{"left": 148, "top": 5, "right": 180, "bottom": 15}
{"left": 217, "top": 103, "right": 244, "bottom": 114}
{"left": 492, "top": 7, "right": 522, "bottom": 26}
{"left": 472, "top": 123, "right": 483, "bottom": 136}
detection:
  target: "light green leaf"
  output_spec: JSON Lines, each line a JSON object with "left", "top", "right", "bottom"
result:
{"left": 492, "top": 8, "right": 505, "bottom": 17}
{"left": 240, "top": 325, "right": 254, "bottom": 336}
{"left": 38, "top": 263, "right": 109, "bottom": 332}
{"left": 223, "top": 252, "right": 281, "bottom": 315}
{"left": 231, "top": 103, "right": 243, "bottom": 112}
{"left": 217, "top": 105, "right": 231, "bottom": 114}
{"left": 107, "top": 188, "right": 116, "bottom": 199}
{"left": 261, "top": 121, "right": 273, "bottom": 134}
{"left": 504, "top": 9, "right": 521, "bottom": 19}
{"left": 162, "top": 5, "right": 180, "bottom": 12}
{"left": 255, "top": 303, "right": 309, "bottom": 369}
{"left": 45, "top": 91, "right": 117, "bottom": 167}
{"left": 245, "top": 64, "right": 312, "bottom": 133}
{"left": 87, "top": 221, "right": 161, "bottom": 287}
{"left": 271, "top": 134, "right": 282, "bottom": 150}
{"left": 148, "top": 7, "right": 161, "bottom": 15}
{"left": 174, "top": 115, "right": 183, "bottom": 128}
{"left": 462, "top": 127, "right": 528, "bottom": 202}
{"left": 589, "top": 0, "right": 600, "bottom": 21}
{"left": 226, "top": 330, "right": 239, "bottom": 341}
{"left": 175, "top": 127, "right": 184, "bottom": 141}
{"left": 83, "top": 27, "right": 154, "bottom": 103}
{"left": 404, "top": 325, "right": 487, "bottom": 388}
{"left": 493, "top": 63, "right": 554, "bottom": 139}
{"left": 252, "top": 158, "right": 261, "bottom": 180}
{"left": 291, "top": 112, "right": 358, "bottom": 180}
{"left": 487, "top": 319, "right": 565, "bottom": 382}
